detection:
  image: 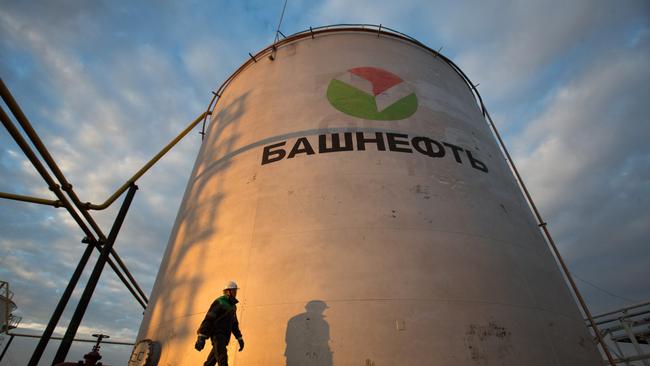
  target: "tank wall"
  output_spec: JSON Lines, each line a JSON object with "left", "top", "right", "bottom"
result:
{"left": 136, "top": 32, "right": 601, "bottom": 365}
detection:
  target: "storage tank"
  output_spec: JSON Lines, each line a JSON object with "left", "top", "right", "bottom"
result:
{"left": 134, "top": 26, "right": 601, "bottom": 365}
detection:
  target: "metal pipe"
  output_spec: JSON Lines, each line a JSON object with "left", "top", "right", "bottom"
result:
{"left": 0, "top": 105, "right": 96, "bottom": 241}
{"left": 10, "top": 332, "right": 134, "bottom": 346}
{"left": 611, "top": 342, "right": 629, "bottom": 366}
{"left": 85, "top": 111, "right": 207, "bottom": 210}
{"left": 107, "top": 248, "right": 148, "bottom": 304}
{"left": 62, "top": 190, "right": 149, "bottom": 304}
{"left": 58, "top": 190, "right": 148, "bottom": 304}
{"left": 622, "top": 320, "right": 650, "bottom": 366}
{"left": 0, "top": 78, "right": 148, "bottom": 305}
{"left": 105, "top": 257, "right": 147, "bottom": 309}
{"left": 0, "top": 79, "right": 71, "bottom": 193}
{"left": 616, "top": 354, "right": 650, "bottom": 364}
{"left": 593, "top": 308, "right": 650, "bottom": 327}
{"left": 2, "top": 104, "right": 146, "bottom": 361}
{"left": 0, "top": 334, "right": 15, "bottom": 362}
{"left": 0, "top": 108, "right": 107, "bottom": 365}
{"left": 27, "top": 239, "right": 95, "bottom": 366}
{"left": 55, "top": 192, "right": 148, "bottom": 304}
{"left": 591, "top": 301, "right": 650, "bottom": 320}
{"left": 0, "top": 191, "right": 62, "bottom": 207}
{"left": 598, "top": 317, "right": 650, "bottom": 334}
{"left": 0, "top": 104, "right": 145, "bottom": 307}
{"left": 52, "top": 184, "right": 138, "bottom": 364}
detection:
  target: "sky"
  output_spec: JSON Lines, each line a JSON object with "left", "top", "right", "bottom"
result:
{"left": 0, "top": 0, "right": 648, "bottom": 364}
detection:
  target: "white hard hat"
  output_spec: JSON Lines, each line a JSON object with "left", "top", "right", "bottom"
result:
{"left": 223, "top": 281, "right": 239, "bottom": 290}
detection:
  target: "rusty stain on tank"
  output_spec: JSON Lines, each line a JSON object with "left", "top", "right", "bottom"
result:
{"left": 464, "top": 320, "right": 513, "bottom": 363}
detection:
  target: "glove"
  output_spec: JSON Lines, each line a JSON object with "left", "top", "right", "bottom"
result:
{"left": 237, "top": 337, "right": 244, "bottom": 351}
{"left": 195, "top": 335, "right": 206, "bottom": 351}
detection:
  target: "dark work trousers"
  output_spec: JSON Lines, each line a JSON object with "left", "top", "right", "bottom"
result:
{"left": 203, "top": 336, "right": 228, "bottom": 366}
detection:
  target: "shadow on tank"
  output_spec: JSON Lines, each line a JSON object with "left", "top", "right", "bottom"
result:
{"left": 139, "top": 91, "right": 250, "bottom": 362}
{"left": 284, "top": 300, "right": 332, "bottom": 366}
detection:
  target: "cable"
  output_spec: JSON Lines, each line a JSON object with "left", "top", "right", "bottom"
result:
{"left": 574, "top": 273, "right": 639, "bottom": 303}
{"left": 274, "top": 0, "right": 288, "bottom": 43}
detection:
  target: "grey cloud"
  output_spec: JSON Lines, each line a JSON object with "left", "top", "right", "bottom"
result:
{"left": 307, "top": 0, "right": 650, "bottom": 314}
{"left": 512, "top": 33, "right": 650, "bottom": 312}
{"left": 441, "top": 1, "right": 649, "bottom": 99}
{"left": 0, "top": 4, "right": 206, "bottom": 365}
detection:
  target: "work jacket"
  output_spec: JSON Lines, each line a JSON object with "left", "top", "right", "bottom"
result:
{"left": 197, "top": 295, "right": 242, "bottom": 344}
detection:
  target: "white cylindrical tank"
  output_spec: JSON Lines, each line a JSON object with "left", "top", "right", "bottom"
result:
{"left": 135, "top": 26, "right": 601, "bottom": 365}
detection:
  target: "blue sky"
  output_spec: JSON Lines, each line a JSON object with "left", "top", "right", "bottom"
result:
{"left": 1, "top": 1, "right": 649, "bottom": 364}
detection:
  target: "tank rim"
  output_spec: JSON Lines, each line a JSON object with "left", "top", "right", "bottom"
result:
{"left": 199, "top": 24, "right": 490, "bottom": 138}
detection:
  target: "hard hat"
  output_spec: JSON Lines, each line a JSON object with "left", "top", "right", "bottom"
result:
{"left": 223, "top": 281, "right": 239, "bottom": 290}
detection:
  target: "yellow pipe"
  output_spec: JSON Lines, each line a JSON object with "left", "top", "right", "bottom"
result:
{"left": 0, "top": 191, "right": 61, "bottom": 207}
{"left": 85, "top": 111, "right": 207, "bottom": 210}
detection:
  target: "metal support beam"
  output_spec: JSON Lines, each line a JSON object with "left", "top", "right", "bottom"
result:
{"left": 27, "top": 239, "right": 95, "bottom": 366}
{"left": 0, "top": 104, "right": 145, "bottom": 308}
{"left": 0, "top": 334, "right": 15, "bottom": 362}
{"left": 591, "top": 301, "right": 650, "bottom": 325}
{"left": 0, "top": 106, "right": 94, "bottom": 240}
{"left": 0, "top": 78, "right": 149, "bottom": 305}
{"left": 52, "top": 184, "right": 138, "bottom": 364}
{"left": 0, "top": 79, "right": 212, "bottom": 364}
{"left": 611, "top": 342, "right": 629, "bottom": 365}
{"left": 622, "top": 320, "right": 650, "bottom": 366}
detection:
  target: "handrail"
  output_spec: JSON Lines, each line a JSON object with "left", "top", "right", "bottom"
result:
{"left": 591, "top": 301, "right": 650, "bottom": 320}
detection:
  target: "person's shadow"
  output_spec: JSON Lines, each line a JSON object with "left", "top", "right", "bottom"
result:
{"left": 284, "top": 300, "right": 333, "bottom": 366}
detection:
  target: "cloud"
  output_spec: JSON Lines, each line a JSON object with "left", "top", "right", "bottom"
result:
{"left": 0, "top": 3, "right": 207, "bottom": 363}
{"left": 514, "top": 35, "right": 650, "bottom": 228}
{"left": 512, "top": 31, "right": 650, "bottom": 312}
{"left": 306, "top": 0, "right": 650, "bottom": 314}
{"left": 0, "top": 0, "right": 648, "bottom": 363}
{"left": 308, "top": 0, "right": 413, "bottom": 25}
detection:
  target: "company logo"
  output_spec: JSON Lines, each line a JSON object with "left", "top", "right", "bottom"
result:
{"left": 327, "top": 67, "right": 418, "bottom": 120}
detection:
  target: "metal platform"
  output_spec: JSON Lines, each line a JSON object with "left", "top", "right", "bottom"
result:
{"left": 589, "top": 301, "right": 650, "bottom": 365}
{"left": 0, "top": 281, "right": 20, "bottom": 332}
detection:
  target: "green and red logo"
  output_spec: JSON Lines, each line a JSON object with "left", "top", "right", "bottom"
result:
{"left": 327, "top": 66, "right": 418, "bottom": 120}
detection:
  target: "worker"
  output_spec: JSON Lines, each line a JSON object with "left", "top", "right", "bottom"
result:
{"left": 194, "top": 281, "right": 245, "bottom": 366}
